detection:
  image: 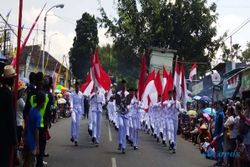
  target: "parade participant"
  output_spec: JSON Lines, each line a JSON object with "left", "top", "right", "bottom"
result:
{"left": 116, "top": 80, "right": 130, "bottom": 154}
{"left": 89, "top": 86, "right": 105, "bottom": 146}
{"left": 0, "top": 65, "right": 17, "bottom": 167}
{"left": 166, "top": 90, "right": 182, "bottom": 153}
{"left": 70, "top": 81, "right": 84, "bottom": 146}
{"left": 130, "top": 89, "right": 141, "bottom": 150}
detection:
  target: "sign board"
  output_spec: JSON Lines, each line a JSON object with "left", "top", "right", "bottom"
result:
{"left": 240, "top": 68, "right": 250, "bottom": 92}
{"left": 192, "top": 81, "right": 203, "bottom": 95}
{"left": 211, "top": 70, "right": 221, "bottom": 85}
{"left": 149, "top": 49, "right": 175, "bottom": 72}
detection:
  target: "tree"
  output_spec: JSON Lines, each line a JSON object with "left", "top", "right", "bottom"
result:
{"left": 221, "top": 42, "right": 241, "bottom": 62}
{"left": 239, "top": 42, "right": 250, "bottom": 63}
{"left": 99, "top": 0, "right": 220, "bottom": 75}
{"left": 69, "top": 13, "right": 98, "bottom": 80}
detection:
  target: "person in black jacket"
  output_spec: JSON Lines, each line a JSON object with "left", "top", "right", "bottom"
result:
{"left": 0, "top": 65, "right": 17, "bottom": 167}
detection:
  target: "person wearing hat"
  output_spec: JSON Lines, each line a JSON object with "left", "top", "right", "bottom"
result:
{"left": 70, "top": 81, "right": 84, "bottom": 146}
{"left": 0, "top": 65, "right": 17, "bottom": 167}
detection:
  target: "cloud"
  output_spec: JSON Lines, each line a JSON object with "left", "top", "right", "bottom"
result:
{"left": 98, "top": 27, "right": 114, "bottom": 46}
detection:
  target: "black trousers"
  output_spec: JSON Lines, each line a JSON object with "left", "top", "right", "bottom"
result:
{"left": 0, "top": 144, "right": 14, "bottom": 167}
{"left": 36, "top": 128, "right": 47, "bottom": 167}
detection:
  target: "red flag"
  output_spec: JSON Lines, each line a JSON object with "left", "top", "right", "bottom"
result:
{"left": 141, "top": 70, "right": 155, "bottom": 109}
{"left": 92, "top": 49, "right": 111, "bottom": 91}
{"left": 162, "top": 66, "right": 168, "bottom": 93}
{"left": 11, "top": 4, "right": 46, "bottom": 66}
{"left": 155, "top": 71, "right": 162, "bottom": 96}
{"left": 138, "top": 54, "right": 147, "bottom": 100}
{"left": 162, "top": 71, "right": 173, "bottom": 102}
{"left": 180, "top": 63, "right": 188, "bottom": 110}
{"left": 189, "top": 63, "right": 197, "bottom": 82}
{"left": 81, "top": 71, "right": 94, "bottom": 96}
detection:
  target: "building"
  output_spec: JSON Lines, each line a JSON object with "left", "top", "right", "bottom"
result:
{"left": 19, "top": 45, "right": 71, "bottom": 87}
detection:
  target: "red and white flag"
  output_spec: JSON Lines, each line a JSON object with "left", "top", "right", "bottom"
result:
{"left": 90, "top": 49, "right": 111, "bottom": 92}
{"left": 155, "top": 71, "right": 162, "bottom": 96}
{"left": 162, "top": 71, "right": 173, "bottom": 102}
{"left": 162, "top": 66, "right": 168, "bottom": 93}
{"left": 189, "top": 64, "right": 197, "bottom": 82}
{"left": 141, "top": 70, "right": 156, "bottom": 109}
{"left": 138, "top": 54, "right": 147, "bottom": 101}
{"left": 174, "top": 62, "right": 181, "bottom": 100}
{"left": 81, "top": 71, "right": 94, "bottom": 96}
{"left": 180, "top": 63, "right": 188, "bottom": 110}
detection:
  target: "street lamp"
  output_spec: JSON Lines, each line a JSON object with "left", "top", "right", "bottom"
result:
{"left": 42, "top": 4, "right": 64, "bottom": 73}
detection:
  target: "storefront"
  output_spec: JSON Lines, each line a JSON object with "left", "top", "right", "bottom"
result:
{"left": 240, "top": 67, "right": 250, "bottom": 99}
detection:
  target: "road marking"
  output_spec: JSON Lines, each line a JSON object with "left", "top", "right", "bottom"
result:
{"left": 111, "top": 157, "right": 117, "bottom": 167}
{"left": 108, "top": 123, "right": 112, "bottom": 142}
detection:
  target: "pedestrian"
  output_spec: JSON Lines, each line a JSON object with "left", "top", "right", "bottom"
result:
{"left": 0, "top": 65, "right": 17, "bottom": 167}
{"left": 70, "top": 81, "right": 84, "bottom": 146}
{"left": 90, "top": 86, "right": 105, "bottom": 146}
{"left": 212, "top": 101, "right": 225, "bottom": 166}
{"left": 84, "top": 95, "right": 89, "bottom": 119}
{"left": 23, "top": 91, "right": 45, "bottom": 167}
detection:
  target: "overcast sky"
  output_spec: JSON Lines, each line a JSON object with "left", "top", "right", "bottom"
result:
{"left": 0, "top": 0, "right": 250, "bottom": 64}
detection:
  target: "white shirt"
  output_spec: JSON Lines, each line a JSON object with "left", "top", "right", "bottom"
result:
{"left": 89, "top": 91, "right": 105, "bottom": 112}
{"left": 70, "top": 90, "right": 84, "bottom": 113}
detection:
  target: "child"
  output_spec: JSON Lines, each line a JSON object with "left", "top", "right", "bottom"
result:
{"left": 23, "top": 92, "right": 45, "bottom": 167}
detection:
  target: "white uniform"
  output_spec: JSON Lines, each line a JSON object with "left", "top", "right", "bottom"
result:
{"left": 70, "top": 91, "right": 84, "bottom": 142}
{"left": 130, "top": 97, "right": 141, "bottom": 148}
{"left": 89, "top": 91, "right": 105, "bottom": 144}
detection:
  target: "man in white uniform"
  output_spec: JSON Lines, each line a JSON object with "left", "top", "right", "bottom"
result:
{"left": 70, "top": 82, "right": 84, "bottom": 146}
{"left": 89, "top": 87, "right": 105, "bottom": 146}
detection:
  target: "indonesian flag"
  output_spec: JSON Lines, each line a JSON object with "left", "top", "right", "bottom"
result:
{"left": 91, "top": 49, "right": 111, "bottom": 91}
{"left": 189, "top": 63, "right": 197, "bottom": 82}
{"left": 174, "top": 62, "right": 181, "bottom": 100}
{"left": 155, "top": 71, "right": 162, "bottom": 96}
{"left": 162, "top": 71, "right": 173, "bottom": 102}
{"left": 81, "top": 71, "right": 94, "bottom": 96}
{"left": 180, "top": 63, "right": 188, "bottom": 110}
{"left": 138, "top": 54, "right": 147, "bottom": 100}
{"left": 162, "top": 66, "right": 168, "bottom": 92}
{"left": 141, "top": 70, "right": 156, "bottom": 109}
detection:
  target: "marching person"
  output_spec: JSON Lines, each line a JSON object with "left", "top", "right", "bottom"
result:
{"left": 89, "top": 87, "right": 105, "bottom": 146}
{"left": 70, "top": 81, "right": 84, "bottom": 146}
{"left": 116, "top": 80, "right": 130, "bottom": 154}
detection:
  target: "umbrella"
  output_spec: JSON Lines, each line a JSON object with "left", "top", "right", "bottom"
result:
{"left": 202, "top": 113, "right": 211, "bottom": 121}
{"left": 193, "top": 95, "right": 201, "bottom": 100}
{"left": 58, "top": 98, "right": 66, "bottom": 104}
{"left": 200, "top": 96, "right": 211, "bottom": 103}
{"left": 56, "top": 85, "right": 66, "bottom": 91}
{"left": 187, "top": 110, "right": 197, "bottom": 116}
{"left": 202, "top": 107, "right": 216, "bottom": 116}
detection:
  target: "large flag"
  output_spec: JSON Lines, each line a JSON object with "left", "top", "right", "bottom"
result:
{"left": 180, "top": 63, "right": 188, "bottom": 110}
{"left": 189, "top": 63, "right": 197, "bottom": 82}
{"left": 91, "top": 49, "right": 111, "bottom": 91}
{"left": 162, "top": 66, "right": 168, "bottom": 93}
{"left": 138, "top": 54, "right": 147, "bottom": 100}
{"left": 173, "top": 62, "right": 181, "bottom": 100}
{"left": 162, "top": 71, "right": 173, "bottom": 102}
{"left": 141, "top": 70, "right": 156, "bottom": 109}
{"left": 155, "top": 71, "right": 162, "bottom": 96}
{"left": 81, "top": 71, "right": 94, "bottom": 96}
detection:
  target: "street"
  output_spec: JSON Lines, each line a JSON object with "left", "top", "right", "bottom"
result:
{"left": 45, "top": 114, "right": 214, "bottom": 167}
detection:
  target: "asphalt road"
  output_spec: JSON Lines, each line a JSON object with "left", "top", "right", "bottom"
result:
{"left": 45, "top": 114, "right": 215, "bottom": 167}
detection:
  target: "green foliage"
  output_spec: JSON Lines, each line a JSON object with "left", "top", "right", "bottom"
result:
{"left": 239, "top": 42, "right": 250, "bottom": 63}
{"left": 99, "top": 0, "right": 221, "bottom": 75}
{"left": 69, "top": 13, "right": 98, "bottom": 80}
{"left": 221, "top": 42, "right": 241, "bottom": 62}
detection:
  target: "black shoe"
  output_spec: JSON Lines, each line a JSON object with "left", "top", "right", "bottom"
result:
{"left": 70, "top": 137, "right": 74, "bottom": 143}
{"left": 157, "top": 138, "right": 160, "bottom": 143}
{"left": 118, "top": 144, "right": 122, "bottom": 150}
{"left": 154, "top": 134, "right": 157, "bottom": 138}
{"left": 74, "top": 141, "right": 78, "bottom": 146}
{"left": 133, "top": 146, "right": 138, "bottom": 150}
{"left": 172, "top": 149, "right": 176, "bottom": 154}
{"left": 95, "top": 142, "right": 99, "bottom": 147}
{"left": 92, "top": 137, "right": 96, "bottom": 144}
{"left": 43, "top": 153, "right": 49, "bottom": 157}
{"left": 170, "top": 142, "right": 174, "bottom": 150}
{"left": 162, "top": 140, "right": 166, "bottom": 147}
{"left": 121, "top": 148, "right": 125, "bottom": 154}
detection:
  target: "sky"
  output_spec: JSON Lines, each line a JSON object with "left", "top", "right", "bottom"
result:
{"left": 0, "top": 0, "right": 250, "bottom": 65}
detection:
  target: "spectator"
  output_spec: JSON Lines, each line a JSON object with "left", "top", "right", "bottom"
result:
{"left": 233, "top": 135, "right": 250, "bottom": 167}
{"left": 23, "top": 91, "right": 45, "bottom": 167}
